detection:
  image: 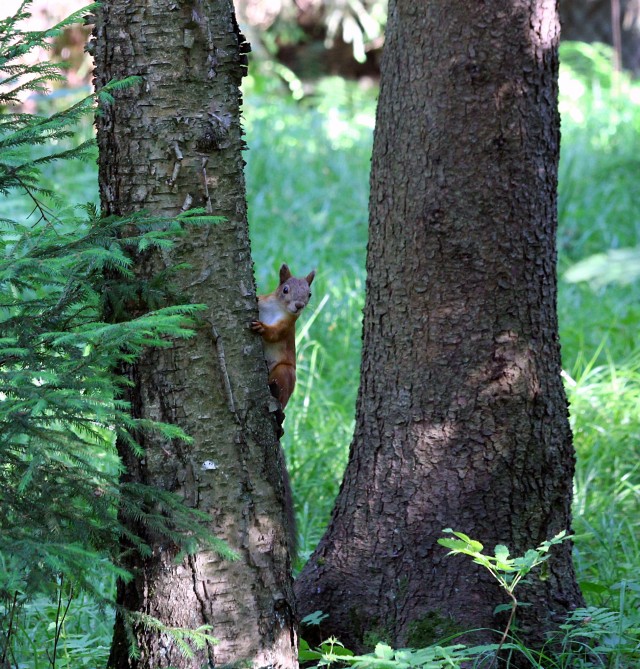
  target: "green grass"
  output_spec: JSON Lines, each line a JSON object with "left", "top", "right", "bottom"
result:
{"left": 566, "top": 354, "right": 640, "bottom": 626}
{"left": 558, "top": 43, "right": 640, "bottom": 361}
{"left": 7, "top": 592, "right": 113, "bottom": 669}
{"left": 244, "top": 76, "right": 375, "bottom": 563}
{"left": 3, "top": 42, "right": 640, "bottom": 666}
{"left": 554, "top": 44, "right": 640, "bottom": 633}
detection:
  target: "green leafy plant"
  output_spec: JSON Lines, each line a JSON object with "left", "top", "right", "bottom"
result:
{"left": 551, "top": 606, "right": 639, "bottom": 668}
{"left": 300, "top": 534, "right": 639, "bottom": 668}
{"left": 438, "top": 529, "right": 569, "bottom": 661}
{"left": 300, "top": 636, "right": 355, "bottom": 666}
{"left": 436, "top": 531, "right": 640, "bottom": 667}
{"left": 301, "top": 637, "right": 503, "bottom": 669}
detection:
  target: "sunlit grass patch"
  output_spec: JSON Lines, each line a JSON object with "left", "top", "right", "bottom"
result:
{"left": 565, "top": 352, "right": 640, "bottom": 603}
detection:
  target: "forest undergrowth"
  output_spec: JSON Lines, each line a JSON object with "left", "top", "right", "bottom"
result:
{"left": 1, "top": 28, "right": 639, "bottom": 667}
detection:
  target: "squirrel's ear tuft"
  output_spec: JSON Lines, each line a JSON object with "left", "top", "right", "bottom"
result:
{"left": 279, "top": 263, "right": 292, "bottom": 284}
{"left": 306, "top": 269, "right": 316, "bottom": 286}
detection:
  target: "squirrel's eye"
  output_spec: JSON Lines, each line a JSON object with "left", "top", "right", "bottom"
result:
{"left": 283, "top": 285, "right": 289, "bottom": 294}
{"left": 309, "top": 292, "right": 312, "bottom": 298}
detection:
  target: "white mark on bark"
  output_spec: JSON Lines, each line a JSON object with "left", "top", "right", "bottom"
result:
{"left": 180, "top": 193, "right": 193, "bottom": 211}
{"left": 208, "top": 109, "right": 231, "bottom": 131}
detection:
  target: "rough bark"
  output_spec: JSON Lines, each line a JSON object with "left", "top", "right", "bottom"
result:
{"left": 295, "top": 0, "right": 584, "bottom": 654}
{"left": 93, "top": 1, "right": 296, "bottom": 667}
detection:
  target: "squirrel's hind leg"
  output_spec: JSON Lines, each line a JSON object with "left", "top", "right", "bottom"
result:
{"left": 268, "top": 363, "right": 296, "bottom": 410}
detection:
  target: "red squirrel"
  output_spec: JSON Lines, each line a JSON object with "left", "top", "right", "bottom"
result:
{"left": 251, "top": 263, "right": 315, "bottom": 411}
{"left": 251, "top": 263, "right": 314, "bottom": 560}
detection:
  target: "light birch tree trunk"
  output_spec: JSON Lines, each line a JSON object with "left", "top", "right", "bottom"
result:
{"left": 93, "top": 2, "right": 297, "bottom": 667}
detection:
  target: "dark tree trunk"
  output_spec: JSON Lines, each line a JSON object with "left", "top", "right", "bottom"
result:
{"left": 295, "top": 0, "right": 584, "bottom": 654}
{"left": 93, "top": 1, "right": 296, "bottom": 667}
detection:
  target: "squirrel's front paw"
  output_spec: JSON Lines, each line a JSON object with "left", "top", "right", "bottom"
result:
{"left": 250, "top": 320, "right": 265, "bottom": 334}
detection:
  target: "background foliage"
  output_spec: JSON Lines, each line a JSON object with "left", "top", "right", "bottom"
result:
{"left": 1, "top": 2, "right": 639, "bottom": 665}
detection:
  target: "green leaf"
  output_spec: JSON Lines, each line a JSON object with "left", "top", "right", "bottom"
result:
{"left": 441, "top": 528, "right": 484, "bottom": 551}
{"left": 374, "top": 643, "right": 394, "bottom": 660}
{"left": 298, "top": 639, "right": 323, "bottom": 661}
{"left": 323, "top": 645, "right": 354, "bottom": 658}
{"left": 301, "top": 610, "right": 329, "bottom": 626}
{"left": 494, "top": 544, "right": 510, "bottom": 561}
{"left": 539, "top": 530, "right": 568, "bottom": 552}
{"left": 438, "top": 538, "right": 472, "bottom": 552}
{"left": 438, "top": 538, "right": 484, "bottom": 557}
{"left": 579, "top": 581, "right": 610, "bottom": 595}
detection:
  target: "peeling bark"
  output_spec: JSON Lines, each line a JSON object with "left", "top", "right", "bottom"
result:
{"left": 93, "top": 1, "right": 297, "bottom": 667}
{"left": 295, "top": 0, "right": 584, "bottom": 656}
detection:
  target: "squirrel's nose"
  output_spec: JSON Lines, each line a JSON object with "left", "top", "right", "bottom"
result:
{"left": 294, "top": 302, "right": 304, "bottom": 311}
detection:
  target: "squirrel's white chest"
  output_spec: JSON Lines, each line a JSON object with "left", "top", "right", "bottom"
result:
{"left": 258, "top": 297, "right": 288, "bottom": 325}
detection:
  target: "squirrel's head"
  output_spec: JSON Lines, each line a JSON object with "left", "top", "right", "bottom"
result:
{"left": 276, "top": 263, "right": 316, "bottom": 316}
